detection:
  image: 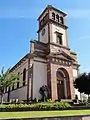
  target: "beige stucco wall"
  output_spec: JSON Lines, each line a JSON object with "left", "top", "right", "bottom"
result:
{"left": 10, "top": 86, "right": 27, "bottom": 100}
{"left": 2, "top": 86, "right": 27, "bottom": 101}
{"left": 33, "top": 58, "right": 47, "bottom": 99}
{"left": 39, "top": 24, "right": 48, "bottom": 43}
{"left": 50, "top": 24, "right": 67, "bottom": 46}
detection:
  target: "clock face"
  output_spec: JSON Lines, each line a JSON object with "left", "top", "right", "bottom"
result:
{"left": 42, "top": 29, "right": 45, "bottom": 36}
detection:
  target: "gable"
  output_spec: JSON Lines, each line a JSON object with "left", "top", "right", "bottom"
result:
{"left": 51, "top": 49, "right": 76, "bottom": 61}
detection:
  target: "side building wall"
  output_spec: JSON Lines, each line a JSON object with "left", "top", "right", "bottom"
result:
{"left": 32, "top": 57, "right": 47, "bottom": 100}
{"left": 2, "top": 58, "right": 29, "bottom": 102}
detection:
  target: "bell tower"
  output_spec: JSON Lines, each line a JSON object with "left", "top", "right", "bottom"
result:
{"left": 36, "top": 5, "right": 79, "bottom": 100}
{"left": 37, "top": 5, "right": 68, "bottom": 47}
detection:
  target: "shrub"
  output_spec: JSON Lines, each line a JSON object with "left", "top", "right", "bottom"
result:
{"left": 46, "top": 99, "right": 53, "bottom": 103}
{"left": 0, "top": 101, "right": 71, "bottom": 111}
{"left": 34, "top": 98, "right": 38, "bottom": 103}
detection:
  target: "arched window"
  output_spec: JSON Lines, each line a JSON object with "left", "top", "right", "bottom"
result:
{"left": 17, "top": 72, "right": 20, "bottom": 88}
{"left": 60, "top": 16, "right": 64, "bottom": 24}
{"left": 23, "top": 68, "right": 26, "bottom": 86}
{"left": 56, "top": 14, "right": 59, "bottom": 22}
{"left": 52, "top": 12, "right": 55, "bottom": 20}
{"left": 57, "top": 35, "right": 62, "bottom": 45}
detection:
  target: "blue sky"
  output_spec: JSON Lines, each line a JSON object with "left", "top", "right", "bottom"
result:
{"left": 0, "top": 0, "right": 90, "bottom": 73}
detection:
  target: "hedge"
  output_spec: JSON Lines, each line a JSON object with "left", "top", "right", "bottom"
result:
{"left": 0, "top": 102, "right": 71, "bottom": 112}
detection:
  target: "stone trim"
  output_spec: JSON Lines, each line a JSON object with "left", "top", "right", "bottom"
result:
{"left": 37, "top": 19, "right": 68, "bottom": 33}
{"left": 31, "top": 64, "right": 33, "bottom": 100}
{"left": 30, "top": 40, "right": 48, "bottom": 46}
{"left": 50, "top": 42, "right": 70, "bottom": 50}
{"left": 34, "top": 60, "right": 47, "bottom": 64}
{"left": 47, "top": 60, "right": 52, "bottom": 99}
{"left": 37, "top": 5, "right": 49, "bottom": 20}
{"left": 49, "top": 19, "right": 68, "bottom": 29}
{"left": 27, "top": 58, "right": 30, "bottom": 101}
{"left": 47, "top": 54, "right": 73, "bottom": 62}
{"left": 38, "top": 5, "right": 67, "bottom": 20}
{"left": 72, "top": 63, "right": 80, "bottom": 70}
{"left": 70, "top": 51, "right": 77, "bottom": 55}
{"left": 51, "top": 57, "right": 72, "bottom": 67}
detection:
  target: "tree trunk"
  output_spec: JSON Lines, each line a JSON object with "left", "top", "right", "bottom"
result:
{"left": 7, "top": 87, "right": 10, "bottom": 102}
{"left": 7, "top": 91, "right": 10, "bottom": 102}
{"left": 88, "top": 94, "right": 89, "bottom": 99}
{"left": 1, "top": 93, "right": 3, "bottom": 103}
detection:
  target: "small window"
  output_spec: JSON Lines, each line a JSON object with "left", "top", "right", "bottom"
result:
{"left": 23, "top": 68, "right": 26, "bottom": 86}
{"left": 56, "top": 14, "right": 59, "bottom": 22}
{"left": 52, "top": 12, "right": 55, "bottom": 20}
{"left": 60, "top": 17, "right": 64, "bottom": 24}
{"left": 17, "top": 72, "right": 20, "bottom": 88}
{"left": 57, "top": 35, "right": 62, "bottom": 45}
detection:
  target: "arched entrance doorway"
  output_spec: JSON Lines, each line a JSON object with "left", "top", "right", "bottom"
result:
{"left": 56, "top": 68, "right": 71, "bottom": 100}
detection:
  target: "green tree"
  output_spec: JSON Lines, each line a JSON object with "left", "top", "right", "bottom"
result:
{"left": 0, "top": 67, "right": 19, "bottom": 103}
{"left": 74, "top": 73, "right": 90, "bottom": 97}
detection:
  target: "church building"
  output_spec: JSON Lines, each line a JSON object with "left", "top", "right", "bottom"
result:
{"left": 2, "top": 5, "right": 80, "bottom": 101}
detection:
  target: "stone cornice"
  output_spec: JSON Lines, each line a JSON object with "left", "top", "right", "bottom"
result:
{"left": 37, "top": 5, "right": 67, "bottom": 21}
{"left": 70, "top": 51, "right": 77, "bottom": 55}
{"left": 50, "top": 42, "right": 70, "bottom": 50}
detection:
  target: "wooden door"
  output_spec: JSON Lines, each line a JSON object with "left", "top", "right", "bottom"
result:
{"left": 57, "top": 80, "right": 65, "bottom": 100}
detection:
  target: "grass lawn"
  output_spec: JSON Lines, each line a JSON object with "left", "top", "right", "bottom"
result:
{"left": 0, "top": 110, "right": 90, "bottom": 119}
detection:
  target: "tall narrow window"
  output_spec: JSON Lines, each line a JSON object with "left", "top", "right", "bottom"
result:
{"left": 60, "top": 17, "right": 64, "bottom": 24}
{"left": 17, "top": 72, "right": 20, "bottom": 88}
{"left": 56, "top": 14, "right": 59, "bottom": 22}
{"left": 57, "top": 35, "right": 62, "bottom": 45}
{"left": 23, "top": 68, "right": 26, "bottom": 86}
{"left": 52, "top": 12, "right": 55, "bottom": 20}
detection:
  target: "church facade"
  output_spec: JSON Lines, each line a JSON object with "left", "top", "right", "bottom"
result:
{"left": 2, "top": 5, "right": 80, "bottom": 101}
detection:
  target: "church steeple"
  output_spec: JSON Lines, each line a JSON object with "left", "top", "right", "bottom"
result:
{"left": 37, "top": 5, "right": 68, "bottom": 47}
